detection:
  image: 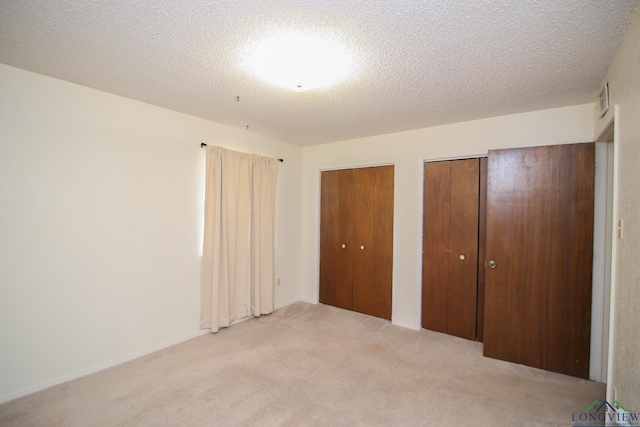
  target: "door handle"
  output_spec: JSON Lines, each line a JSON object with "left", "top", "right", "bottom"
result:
{"left": 488, "top": 260, "right": 497, "bottom": 269}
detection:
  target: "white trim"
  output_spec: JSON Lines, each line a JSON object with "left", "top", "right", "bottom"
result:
{"left": 391, "top": 162, "right": 401, "bottom": 327}
{"left": 0, "top": 299, "right": 305, "bottom": 404}
{"left": 0, "top": 329, "right": 211, "bottom": 405}
{"left": 414, "top": 155, "right": 426, "bottom": 330}
{"left": 421, "top": 150, "right": 488, "bottom": 163}
{"left": 318, "top": 157, "right": 397, "bottom": 172}
{"left": 393, "top": 320, "right": 421, "bottom": 331}
{"left": 313, "top": 158, "right": 401, "bottom": 325}
{"left": 274, "top": 298, "right": 303, "bottom": 310}
{"left": 591, "top": 142, "right": 608, "bottom": 381}
{"left": 417, "top": 152, "right": 488, "bottom": 332}
{"left": 606, "top": 105, "right": 620, "bottom": 402}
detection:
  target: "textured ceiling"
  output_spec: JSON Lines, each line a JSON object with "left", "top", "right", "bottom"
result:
{"left": 0, "top": 1, "right": 638, "bottom": 146}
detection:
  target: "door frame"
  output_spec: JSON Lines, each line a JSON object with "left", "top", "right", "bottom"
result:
{"left": 419, "top": 151, "right": 488, "bottom": 333}
{"left": 315, "top": 159, "right": 398, "bottom": 319}
{"left": 482, "top": 143, "right": 595, "bottom": 378}
{"left": 592, "top": 108, "right": 619, "bottom": 390}
{"left": 420, "top": 141, "right": 614, "bottom": 380}
{"left": 592, "top": 140, "right": 613, "bottom": 382}
{"left": 421, "top": 158, "right": 483, "bottom": 339}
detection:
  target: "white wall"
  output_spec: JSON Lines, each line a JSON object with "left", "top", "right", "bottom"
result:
{"left": 594, "top": 7, "right": 640, "bottom": 409}
{"left": 301, "top": 104, "right": 595, "bottom": 329}
{"left": 0, "top": 53, "right": 616, "bottom": 404}
{"left": 0, "top": 64, "right": 303, "bottom": 402}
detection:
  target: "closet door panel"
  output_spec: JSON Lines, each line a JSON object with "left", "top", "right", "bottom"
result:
{"left": 319, "top": 169, "right": 354, "bottom": 310}
{"left": 476, "top": 157, "right": 488, "bottom": 342}
{"left": 352, "top": 168, "right": 375, "bottom": 314}
{"left": 353, "top": 166, "right": 394, "bottom": 320}
{"left": 421, "top": 161, "right": 451, "bottom": 332}
{"left": 371, "top": 166, "right": 394, "bottom": 320}
{"left": 447, "top": 159, "right": 480, "bottom": 340}
{"left": 423, "top": 159, "right": 481, "bottom": 340}
{"left": 483, "top": 143, "right": 594, "bottom": 378}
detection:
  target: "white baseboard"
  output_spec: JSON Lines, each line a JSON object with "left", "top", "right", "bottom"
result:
{"left": 392, "top": 320, "right": 421, "bottom": 331}
{"left": 275, "top": 297, "right": 303, "bottom": 310}
{"left": 2, "top": 299, "right": 324, "bottom": 404}
{"left": 0, "top": 329, "right": 211, "bottom": 405}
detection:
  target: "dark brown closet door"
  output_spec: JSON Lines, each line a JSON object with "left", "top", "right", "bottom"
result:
{"left": 319, "top": 169, "right": 354, "bottom": 310}
{"left": 483, "top": 143, "right": 594, "bottom": 379}
{"left": 422, "top": 159, "right": 480, "bottom": 340}
{"left": 476, "top": 157, "right": 488, "bottom": 342}
{"left": 352, "top": 166, "right": 394, "bottom": 320}
{"left": 422, "top": 161, "right": 451, "bottom": 333}
{"left": 448, "top": 160, "right": 480, "bottom": 338}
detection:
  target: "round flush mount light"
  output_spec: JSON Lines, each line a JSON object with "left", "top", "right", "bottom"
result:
{"left": 242, "top": 31, "right": 355, "bottom": 92}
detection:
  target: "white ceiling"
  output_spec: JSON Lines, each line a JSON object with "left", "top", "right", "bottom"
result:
{"left": 0, "top": 1, "right": 638, "bottom": 146}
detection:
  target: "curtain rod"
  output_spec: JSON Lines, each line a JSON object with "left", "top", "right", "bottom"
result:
{"left": 200, "top": 143, "right": 283, "bottom": 162}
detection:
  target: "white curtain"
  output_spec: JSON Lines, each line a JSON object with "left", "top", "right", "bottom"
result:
{"left": 200, "top": 146, "right": 279, "bottom": 332}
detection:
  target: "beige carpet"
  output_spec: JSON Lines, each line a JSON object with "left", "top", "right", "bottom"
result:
{"left": 0, "top": 302, "right": 604, "bottom": 426}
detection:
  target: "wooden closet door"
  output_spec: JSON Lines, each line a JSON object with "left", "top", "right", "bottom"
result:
{"left": 476, "top": 157, "right": 488, "bottom": 342}
{"left": 352, "top": 166, "right": 394, "bottom": 320}
{"left": 319, "top": 169, "right": 355, "bottom": 310}
{"left": 483, "top": 143, "right": 594, "bottom": 378}
{"left": 447, "top": 159, "right": 480, "bottom": 339}
{"left": 422, "top": 159, "right": 480, "bottom": 340}
{"left": 422, "top": 161, "right": 451, "bottom": 333}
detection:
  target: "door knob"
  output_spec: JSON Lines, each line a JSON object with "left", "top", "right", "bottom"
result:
{"left": 488, "top": 260, "right": 497, "bottom": 269}
{"left": 360, "top": 245, "right": 365, "bottom": 250}
{"left": 341, "top": 244, "right": 346, "bottom": 249}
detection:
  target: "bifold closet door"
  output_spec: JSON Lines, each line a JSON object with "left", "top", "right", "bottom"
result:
{"left": 319, "top": 166, "right": 394, "bottom": 320}
{"left": 319, "top": 169, "right": 354, "bottom": 310}
{"left": 476, "top": 157, "right": 488, "bottom": 342}
{"left": 352, "top": 166, "right": 394, "bottom": 319}
{"left": 483, "top": 143, "right": 594, "bottom": 379}
{"left": 422, "top": 159, "right": 480, "bottom": 340}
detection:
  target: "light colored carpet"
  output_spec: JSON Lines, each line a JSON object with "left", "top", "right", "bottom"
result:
{"left": 0, "top": 302, "right": 604, "bottom": 426}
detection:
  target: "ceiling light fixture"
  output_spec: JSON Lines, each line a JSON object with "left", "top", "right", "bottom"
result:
{"left": 242, "top": 31, "right": 355, "bottom": 92}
